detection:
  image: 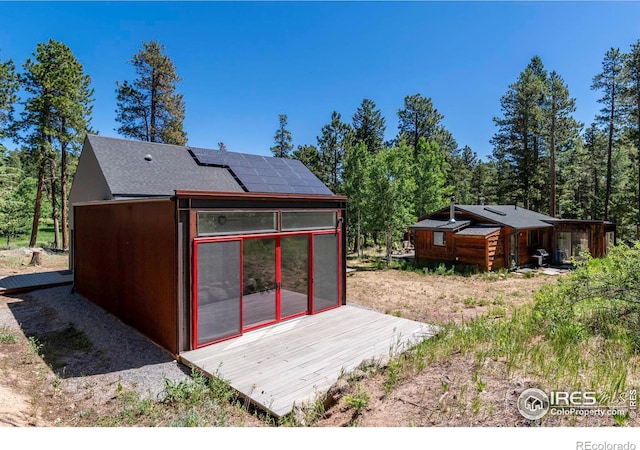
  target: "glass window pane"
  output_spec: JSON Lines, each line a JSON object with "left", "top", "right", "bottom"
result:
{"left": 282, "top": 211, "right": 337, "bottom": 231}
{"left": 196, "top": 241, "right": 241, "bottom": 346}
{"left": 243, "top": 238, "right": 276, "bottom": 329}
{"left": 197, "top": 211, "right": 277, "bottom": 236}
{"left": 281, "top": 235, "right": 309, "bottom": 318}
{"left": 313, "top": 233, "right": 338, "bottom": 312}
{"left": 434, "top": 231, "right": 445, "bottom": 246}
{"left": 556, "top": 232, "right": 571, "bottom": 264}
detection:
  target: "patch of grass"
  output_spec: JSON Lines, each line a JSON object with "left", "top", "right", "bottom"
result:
{"left": 6, "top": 219, "right": 57, "bottom": 249}
{"left": 89, "top": 369, "right": 245, "bottom": 427}
{"left": 0, "top": 326, "right": 18, "bottom": 344}
{"left": 463, "top": 298, "right": 477, "bottom": 308}
{"left": 344, "top": 385, "right": 370, "bottom": 415}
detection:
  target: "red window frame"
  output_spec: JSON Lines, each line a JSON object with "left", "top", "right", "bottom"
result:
{"left": 192, "top": 229, "right": 341, "bottom": 349}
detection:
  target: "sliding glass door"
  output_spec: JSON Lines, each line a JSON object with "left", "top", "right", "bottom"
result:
{"left": 194, "top": 230, "right": 339, "bottom": 348}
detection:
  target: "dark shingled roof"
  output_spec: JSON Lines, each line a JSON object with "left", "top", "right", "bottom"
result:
{"left": 454, "top": 205, "right": 555, "bottom": 229}
{"left": 88, "top": 135, "right": 243, "bottom": 196}
{"left": 86, "top": 135, "right": 334, "bottom": 197}
{"left": 409, "top": 219, "right": 471, "bottom": 231}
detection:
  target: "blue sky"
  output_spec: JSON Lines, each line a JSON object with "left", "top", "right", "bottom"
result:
{"left": 2, "top": 1, "right": 640, "bottom": 160}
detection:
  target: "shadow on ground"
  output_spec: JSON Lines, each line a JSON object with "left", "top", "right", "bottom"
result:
{"left": 6, "top": 286, "right": 186, "bottom": 379}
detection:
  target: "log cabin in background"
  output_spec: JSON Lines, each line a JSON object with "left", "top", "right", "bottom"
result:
{"left": 409, "top": 197, "right": 616, "bottom": 272}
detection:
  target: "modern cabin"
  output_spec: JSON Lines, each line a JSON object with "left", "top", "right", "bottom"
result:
{"left": 69, "top": 135, "right": 347, "bottom": 356}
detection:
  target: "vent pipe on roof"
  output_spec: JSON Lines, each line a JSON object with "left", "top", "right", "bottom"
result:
{"left": 144, "top": 154, "right": 153, "bottom": 162}
{"left": 449, "top": 195, "right": 456, "bottom": 223}
{"left": 479, "top": 196, "right": 485, "bottom": 206}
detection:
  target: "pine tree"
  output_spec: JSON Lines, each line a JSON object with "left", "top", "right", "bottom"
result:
{"left": 623, "top": 39, "right": 640, "bottom": 237}
{"left": 115, "top": 40, "right": 187, "bottom": 145}
{"left": 448, "top": 145, "right": 478, "bottom": 205}
{"left": 292, "top": 144, "right": 325, "bottom": 182}
{"left": 545, "top": 71, "right": 582, "bottom": 217}
{"left": 316, "top": 111, "right": 352, "bottom": 193}
{"left": 17, "top": 39, "right": 94, "bottom": 248}
{"left": 397, "top": 93, "right": 457, "bottom": 158}
{"left": 491, "top": 57, "right": 547, "bottom": 210}
{"left": 592, "top": 47, "right": 626, "bottom": 220}
{"left": 270, "top": 114, "right": 293, "bottom": 158}
{"left": 352, "top": 98, "right": 385, "bottom": 155}
{"left": 0, "top": 50, "right": 18, "bottom": 140}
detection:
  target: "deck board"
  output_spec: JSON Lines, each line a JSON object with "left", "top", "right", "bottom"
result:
{"left": 0, "top": 270, "right": 73, "bottom": 295}
{"left": 180, "top": 304, "right": 437, "bottom": 418}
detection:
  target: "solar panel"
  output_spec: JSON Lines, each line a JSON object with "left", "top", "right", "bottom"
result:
{"left": 188, "top": 147, "right": 333, "bottom": 195}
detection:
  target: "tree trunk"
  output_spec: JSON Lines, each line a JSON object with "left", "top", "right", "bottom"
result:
{"left": 549, "top": 106, "right": 557, "bottom": 217}
{"left": 385, "top": 229, "right": 392, "bottom": 267}
{"left": 30, "top": 250, "right": 42, "bottom": 266}
{"left": 61, "top": 138, "right": 68, "bottom": 250}
{"left": 48, "top": 158, "right": 60, "bottom": 250}
{"left": 605, "top": 84, "right": 615, "bottom": 221}
{"left": 29, "top": 160, "right": 46, "bottom": 248}
{"left": 637, "top": 88, "right": 640, "bottom": 239}
{"left": 356, "top": 210, "right": 362, "bottom": 258}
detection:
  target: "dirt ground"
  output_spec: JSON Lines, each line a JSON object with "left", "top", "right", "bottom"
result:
{"left": 1, "top": 248, "right": 631, "bottom": 427}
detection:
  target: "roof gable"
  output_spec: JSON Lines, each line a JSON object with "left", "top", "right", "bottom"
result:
{"left": 81, "top": 135, "right": 333, "bottom": 197}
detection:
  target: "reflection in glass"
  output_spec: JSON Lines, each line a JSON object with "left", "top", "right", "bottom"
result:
{"left": 281, "top": 236, "right": 309, "bottom": 318}
{"left": 313, "top": 233, "right": 338, "bottom": 311}
{"left": 196, "top": 241, "right": 241, "bottom": 345}
{"left": 243, "top": 238, "right": 276, "bottom": 329}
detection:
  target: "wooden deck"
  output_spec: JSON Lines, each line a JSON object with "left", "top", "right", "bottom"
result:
{"left": 180, "top": 304, "right": 437, "bottom": 418}
{"left": 0, "top": 270, "right": 73, "bottom": 295}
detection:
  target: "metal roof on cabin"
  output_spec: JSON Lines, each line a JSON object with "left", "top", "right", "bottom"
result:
{"left": 455, "top": 225, "right": 502, "bottom": 237}
{"left": 453, "top": 205, "right": 554, "bottom": 229}
{"left": 409, "top": 219, "right": 471, "bottom": 231}
{"left": 86, "top": 135, "right": 333, "bottom": 197}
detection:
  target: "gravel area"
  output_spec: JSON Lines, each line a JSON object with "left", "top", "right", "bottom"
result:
{"left": 0, "top": 285, "right": 190, "bottom": 404}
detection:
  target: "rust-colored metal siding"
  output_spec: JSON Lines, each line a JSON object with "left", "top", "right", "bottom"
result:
{"left": 74, "top": 200, "right": 178, "bottom": 355}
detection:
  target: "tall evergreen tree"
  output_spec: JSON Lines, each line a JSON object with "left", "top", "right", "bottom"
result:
{"left": 623, "top": 39, "right": 640, "bottom": 237}
{"left": 17, "top": 39, "right": 94, "bottom": 248}
{"left": 592, "top": 47, "right": 626, "bottom": 220}
{"left": 316, "top": 111, "right": 352, "bottom": 193}
{"left": 0, "top": 50, "right": 18, "bottom": 140}
{"left": 448, "top": 145, "right": 478, "bottom": 205}
{"left": 397, "top": 93, "right": 456, "bottom": 157}
{"left": 545, "top": 71, "right": 581, "bottom": 217}
{"left": 115, "top": 40, "right": 187, "bottom": 145}
{"left": 491, "top": 57, "right": 547, "bottom": 210}
{"left": 270, "top": 114, "right": 293, "bottom": 158}
{"left": 352, "top": 98, "right": 385, "bottom": 155}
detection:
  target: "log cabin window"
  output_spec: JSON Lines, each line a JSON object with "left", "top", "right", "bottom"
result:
{"left": 528, "top": 230, "right": 540, "bottom": 247}
{"left": 434, "top": 231, "right": 445, "bottom": 246}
